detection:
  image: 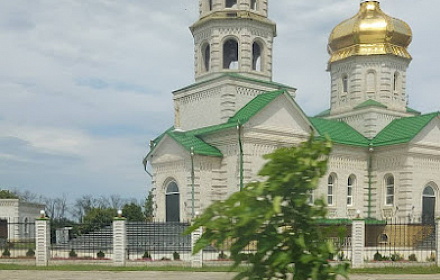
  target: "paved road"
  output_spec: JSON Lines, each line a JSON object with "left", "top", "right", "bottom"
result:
{"left": 0, "top": 271, "right": 439, "bottom": 280}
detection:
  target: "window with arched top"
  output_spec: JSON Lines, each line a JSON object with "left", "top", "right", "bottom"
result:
{"left": 226, "top": 0, "right": 237, "bottom": 8}
{"left": 347, "top": 175, "right": 355, "bottom": 206}
{"left": 366, "top": 71, "right": 376, "bottom": 94}
{"left": 422, "top": 185, "right": 436, "bottom": 224}
{"left": 393, "top": 72, "right": 400, "bottom": 93}
{"left": 202, "top": 43, "right": 211, "bottom": 72}
{"left": 328, "top": 175, "right": 335, "bottom": 206}
{"left": 208, "top": 0, "right": 213, "bottom": 11}
{"left": 252, "top": 41, "right": 263, "bottom": 71}
{"left": 251, "top": 0, "right": 258, "bottom": 10}
{"left": 385, "top": 175, "right": 394, "bottom": 206}
{"left": 342, "top": 74, "right": 348, "bottom": 94}
{"left": 223, "top": 39, "right": 239, "bottom": 70}
{"left": 165, "top": 181, "right": 180, "bottom": 222}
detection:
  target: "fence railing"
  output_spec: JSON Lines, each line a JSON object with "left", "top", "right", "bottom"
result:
{"left": 0, "top": 221, "right": 36, "bottom": 259}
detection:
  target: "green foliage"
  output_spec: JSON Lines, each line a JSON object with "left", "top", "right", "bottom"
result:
{"left": 2, "top": 248, "right": 11, "bottom": 257}
{"left": 122, "top": 203, "right": 145, "bottom": 222}
{"left": 69, "top": 249, "right": 77, "bottom": 258}
{"left": 0, "top": 190, "right": 18, "bottom": 199}
{"left": 142, "top": 251, "right": 152, "bottom": 259}
{"left": 97, "top": 251, "right": 105, "bottom": 259}
{"left": 144, "top": 190, "right": 154, "bottom": 222}
{"left": 408, "top": 253, "right": 417, "bottom": 262}
{"left": 187, "top": 137, "right": 349, "bottom": 280}
{"left": 391, "top": 252, "right": 403, "bottom": 262}
{"left": 26, "top": 248, "right": 35, "bottom": 257}
{"left": 373, "top": 251, "right": 382, "bottom": 261}
{"left": 80, "top": 208, "right": 115, "bottom": 234}
{"left": 173, "top": 251, "right": 180, "bottom": 260}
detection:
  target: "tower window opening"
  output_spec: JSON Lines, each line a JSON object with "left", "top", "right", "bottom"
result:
{"left": 202, "top": 43, "right": 211, "bottom": 72}
{"left": 223, "top": 39, "right": 239, "bottom": 70}
{"left": 342, "top": 74, "right": 348, "bottom": 94}
{"left": 226, "top": 0, "right": 237, "bottom": 8}
{"left": 251, "top": 0, "right": 258, "bottom": 10}
{"left": 393, "top": 72, "right": 400, "bottom": 93}
{"left": 252, "top": 41, "right": 262, "bottom": 71}
{"left": 366, "top": 71, "right": 376, "bottom": 95}
{"left": 208, "top": 0, "right": 213, "bottom": 11}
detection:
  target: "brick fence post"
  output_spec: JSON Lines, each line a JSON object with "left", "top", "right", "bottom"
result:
{"left": 113, "top": 216, "right": 127, "bottom": 266}
{"left": 191, "top": 227, "right": 203, "bottom": 268}
{"left": 35, "top": 214, "right": 50, "bottom": 267}
{"left": 351, "top": 219, "right": 365, "bottom": 269}
{"left": 436, "top": 219, "right": 440, "bottom": 267}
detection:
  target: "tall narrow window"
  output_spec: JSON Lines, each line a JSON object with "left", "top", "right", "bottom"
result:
{"left": 252, "top": 41, "right": 262, "bottom": 71}
{"left": 308, "top": 191, "right": 314, "bottom": 205}
{"left": 251, "top": 0, "right": 258, "bottom": 10}
{"left": 226, "top": 0, "right": 237, "bottom": 8}
{"left": 347, "top": 175, "right": 355, "bottom": 206}
{"left": 202, "top": 43, "right": 210, "bottom": 72}
{"left": 165, "top": 181, "right": 180, "bottom": 222}
{"left": 223, "top": 39, "right": 239, "bottom": 69}
{"left": 208, "top": 0, "right": 213, "bottom": 11}
{"left": 366, "top": 71, "right": 376, "bottom": 94}
{"left": 385, "top": 175, "right": 394, "bottom": 206}
{"left": 328, "top": 175, "right": 334, "bottom": 206}
{"left": 342, "top": 74, "right": 348, "bottom": 93}
{"left": 393, "top": 72, "right": 400, "bottom": 93}
{"left": 24, "top": 217, "right": 29, "bottom": 235}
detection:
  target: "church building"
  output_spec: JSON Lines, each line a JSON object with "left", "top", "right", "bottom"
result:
{"left": 144, "top": 0, "right": 440, "bottom": 223}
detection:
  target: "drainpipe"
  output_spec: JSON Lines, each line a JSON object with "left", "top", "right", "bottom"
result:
{"left": 191, "top": 147, "right": 195, "bottom": 219}
{"left": 368, "top": 143, "right": 374, "bottom": 219}
{"left": 237, "top": 121, "right": 244, "bottom": 191}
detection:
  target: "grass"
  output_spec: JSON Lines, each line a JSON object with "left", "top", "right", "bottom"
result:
{"left": 0, "top": 263, "right": 440, "bottom": 274}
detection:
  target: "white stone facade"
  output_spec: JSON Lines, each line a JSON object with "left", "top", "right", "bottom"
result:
{"left": 146, "top": 1, "right": 440, "bottom": 224}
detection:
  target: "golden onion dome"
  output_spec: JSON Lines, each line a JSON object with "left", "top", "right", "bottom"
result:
{"left": 328, "top": 1, "right": 412, "bottom": 64}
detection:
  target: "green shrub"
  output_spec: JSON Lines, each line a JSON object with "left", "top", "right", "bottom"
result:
{"left": 26, "top": 248, "right": 35, "bottom": 257}
{"left": 2, "top": 248, "right": 10, "bottom": 257}
{"left": 408, "top": 253, "right": 417, "bottom": 262}
{"left": 97, "top": 251, "right": 105, "bottom": 259}
{"left": 69, "top": 249, "right": 77, "bottom": 258}
{"left": 373, "top": 251, "right": 382, "bottom": 261}
{"left": 391, "top": 253, "right": 403, "bottom": 262}
{"left": 142, "top": 251, "right": 151, "bottom": 259}
{"left": 173, "top": 251, "right": 180, "bottom": 260}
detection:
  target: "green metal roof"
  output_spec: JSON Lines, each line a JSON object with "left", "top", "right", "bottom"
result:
{"left": 406, "top": 107, "right": 421, "bottom": 115}
{"left": 314, "top": 109, "right": 331, "bottom": 118}
{"left": 309, "top": 117, "right": 370, "bottom": 147}
{"left": 168, "top": 131, "right": 223, "bottom": 157}
{"left": 354, "top": 99, "right": 388, "bottom": 110}
{"left": 174, "top": 73, "right": 295, "bottom": 93}
{"left": 372, "top": 112, "right": 439, "bottom": 147}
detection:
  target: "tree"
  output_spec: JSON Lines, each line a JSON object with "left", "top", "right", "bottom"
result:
{"left": 144, "top": 190, "right": 154, "bottom": 222}
{"left": 187, "top": 137, "right": 349, "bottom": 280}
{"left": 122, "top": 202, "right": 144, "bottom": 222}
{"left": 80, "top": 207, "right": 115, "bottom": 234}
{"left": 0, "top": 190, "right": 18, "bottom": 199}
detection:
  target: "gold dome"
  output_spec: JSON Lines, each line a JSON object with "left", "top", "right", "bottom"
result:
{"left": 328, "top": 1, "right": 412, "bottom": 63}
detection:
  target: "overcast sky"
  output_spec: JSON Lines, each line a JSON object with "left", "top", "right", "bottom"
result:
{"left": 0, "top": 0, "right": 439, "bottom": 202}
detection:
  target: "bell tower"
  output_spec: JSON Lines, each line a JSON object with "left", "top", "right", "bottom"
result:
{"left": 173, "top": 0, "right": 294, "bottom": 132}
{"left": 191, "top": 0, "right": 275, "bottom": 82}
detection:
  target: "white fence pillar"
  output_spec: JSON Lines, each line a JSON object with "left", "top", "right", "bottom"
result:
{"left": 351, "top": 219, "right": 365, "bottom": 269}
{"left": 112, "top": 217, "right": 127, "bottom": 266}
{"left": 191, "top": 227, "right": 203, "bottom": 268}
{"left": 35, "top": 218, "right": 50, "bottom": 267}
{"left": 436, "top": 219, "right": 440, "bottom": 267}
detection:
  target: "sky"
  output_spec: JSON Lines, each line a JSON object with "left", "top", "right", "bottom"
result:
{"left": 0, "top": 0, "right": 439, "bottom": 202}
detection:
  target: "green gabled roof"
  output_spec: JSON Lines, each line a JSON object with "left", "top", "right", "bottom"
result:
{"left": 314, "top": 109, "right": 331, "bottom": 118}
{"left": 168, "top": 131, "right": 223, "bottom": 157}
{"left": 229, "top": 89, "right": 286, "bottom": 124}
{"left": 372, "top": 112, "right": 440, "bottom": 147}
{"left": 406, "top": 107, "right": 421, "bottom": 115}
{"left": 309, "top": 117, "right": 370, "bottom": 147}
{"left": 354, "top": 99, "right": 388, "bottom": 110}
{"left": 174, "top": 73, "right": 295, "bottom": 93}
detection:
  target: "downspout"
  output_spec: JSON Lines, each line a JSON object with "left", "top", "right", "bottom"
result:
{"left": 237, "top": 121, "right": 244, "bottom": 191}
{"left": 367, "top": 143, "right": 374, "bottom": 219}
{"left": 190, "top": 147, "right": 195, "bottom": 219}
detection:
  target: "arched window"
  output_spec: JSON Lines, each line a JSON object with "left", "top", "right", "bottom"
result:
{"left": 252, "top": 41, "right": 262, "bottom": 71}
{"left": 202, "top": 43, "right": 211, "bottom": 72}
{"left": 223, "top": 39, "right": 239, "bottom": 70}
{"left": 385, "top": 175, "right": 394, "bottom": 206}
{"left": 393, "top": 72, "right": 400, "bottom": 93}
{"left": 165, "top": 181, "right": 180, "bottom": 222}
{"left": 366, "top": 71, "right": 376, "bottom": 94}
{"left": 342, "top": 74, "right": 348, "bottom": 94}
{"left": 208, "top": 0, "right": 213, "bottom": 11}
{"left": 226, "top": 0, "right": 237, "bottom": 8}
{"left": 251, "top": 0, "right": 258, "bottom": 10}
{"left": 422, "top": 185, "right": 436, "bottom": 224}
{"left": 328, "top": 175, "right": 335, "bottom": 206}
{"left": 347, "top": 175, "right": 355, "bottom": 206}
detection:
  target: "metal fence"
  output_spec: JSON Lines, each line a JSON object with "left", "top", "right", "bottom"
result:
{"left": 0, "top": 220, "right": 36, "bottom": 259}
{"left": 364, "top": 218, "right": 436, "bottom": 263}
